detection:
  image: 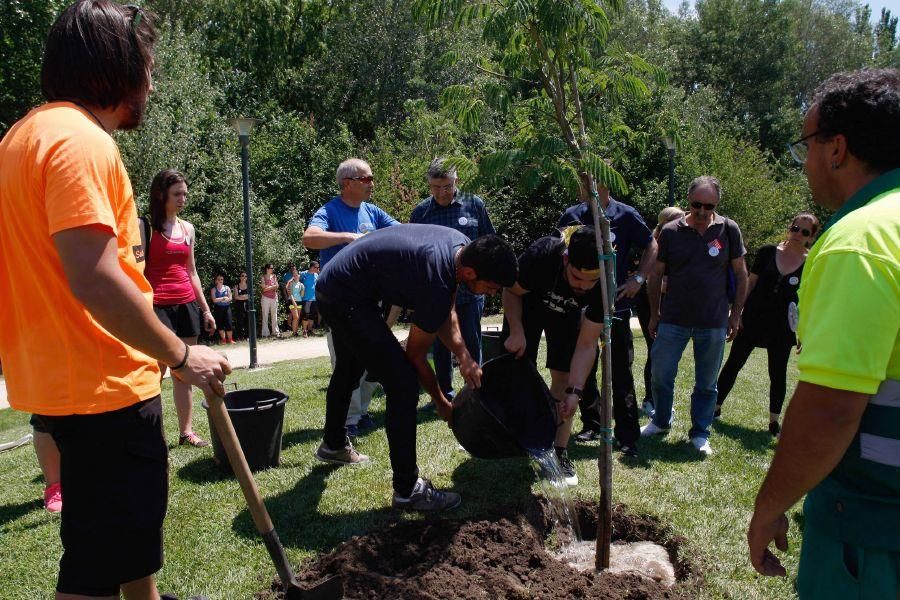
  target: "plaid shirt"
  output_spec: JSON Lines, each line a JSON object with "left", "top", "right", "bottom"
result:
{"left": 409, "top": 191, "right": 496, "bottom": 303}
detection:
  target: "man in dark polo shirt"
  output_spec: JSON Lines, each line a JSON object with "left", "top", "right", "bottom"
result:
{"left": 410, "top": 158, "right": 496, "bottom": 403}
{"left": 555, "top": 195, "right": 658, "bottom": 456}
{"left": 643, "top": 176, "right": 748, "bottom": 456}
{"left": 313, "top": 224, "right": 517, "bottom": 512}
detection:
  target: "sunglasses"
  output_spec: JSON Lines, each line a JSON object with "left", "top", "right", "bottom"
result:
{"left": 790, "top": 224, "right": 812, "bottom": 237}
{"left": 346, "top": 175, "right": 374, "bottom": 184}
{"left": 690, "top": 201, "right": 717, "bottom": 211}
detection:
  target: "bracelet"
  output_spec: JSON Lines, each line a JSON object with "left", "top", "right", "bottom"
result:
{"left": 564, "top": 386, "right": 583, "bottom": 399}
{"left": 203, "top": 309, "right": 213, "bottom": 316}
{"left": 171, "top": 343, "right": 190, "bottom": 371}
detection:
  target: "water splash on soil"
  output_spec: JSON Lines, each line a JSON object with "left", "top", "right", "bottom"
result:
{"left": 529, "top": 447, "right": 582, "bottom": 545}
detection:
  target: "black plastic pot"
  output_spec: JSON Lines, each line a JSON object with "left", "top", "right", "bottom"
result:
{"left": 481, "top": 327, "right": 504, "bottom": 363}
{"left": 202, "top": 388, "right": 288, "bottom": 473}
{"left": 451, "top": 353, "right": 557, "bottom": 459}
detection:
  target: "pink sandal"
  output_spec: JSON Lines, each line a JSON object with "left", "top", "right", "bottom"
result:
{"left": 179, "top": 432, "right": 209, "bottom": 448}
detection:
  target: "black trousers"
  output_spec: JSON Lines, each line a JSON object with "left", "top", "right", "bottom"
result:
{"left": 716, "top": 331, "right": 792, "bottom": 415}
{"left": 633, "top": 287, "right": 654, "bottom": 403}
{"left": 319, "top": 298, "right": 420, "bottom": 497}
{"left": 233, "top": 300, "right": 248, "bottom": 339}
{"left": 578, "top": 315, "right": 640, "bottom": 447}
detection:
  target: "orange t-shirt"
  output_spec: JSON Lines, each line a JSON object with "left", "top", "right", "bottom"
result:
{"left": 0, "top": 103, "right": 161, "bottom": 416}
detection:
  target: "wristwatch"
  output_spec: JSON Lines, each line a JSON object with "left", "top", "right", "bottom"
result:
{"left": 564, "top": 387, "right": 583, "bottom": 399}
{"left": 632, "top": 274, "right": 646, "bottom": 285}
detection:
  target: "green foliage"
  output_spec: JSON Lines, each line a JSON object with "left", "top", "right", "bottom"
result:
{"left": 0, "top": 0, "right": 68, "bottom": 133}
{"left": 415, "top": 0, "right": 662, "bottom": 202}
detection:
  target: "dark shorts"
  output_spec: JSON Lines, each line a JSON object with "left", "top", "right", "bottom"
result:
{"left": 502, "top": 295, "right": 581, "bottom": 372}
{"left": 303, "top": 300, "right": 319, "bottom": 320}
{"left": 213, "top": 304, "right": 233, "bottom": 331}
{"left": 38, "top": 396, "right": 168, "bottom": 596}
{"left": 154, "top": 301, "right": 201, "bottom": 338}
{"left": 29, "top": 413, "right": 48, "bottom": 433}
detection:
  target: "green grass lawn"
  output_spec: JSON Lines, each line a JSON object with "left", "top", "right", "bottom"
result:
{"left": 0, "top": 333, "right": 802, "bottom": 599}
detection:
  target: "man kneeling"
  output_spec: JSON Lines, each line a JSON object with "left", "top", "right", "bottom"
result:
{"left": 314, "top": 224, "right": 517, "bottom": 512}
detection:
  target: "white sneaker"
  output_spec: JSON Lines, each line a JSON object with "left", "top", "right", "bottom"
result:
{"left": 691, "top": 437, "right": 713, "bottom": 456}
{"left": 640, "top": 422, "right": 668, "bottom": 437}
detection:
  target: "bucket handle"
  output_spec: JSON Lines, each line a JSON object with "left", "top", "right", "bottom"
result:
{"left": 253, "top": 396, "right": 287, "bottom": 412}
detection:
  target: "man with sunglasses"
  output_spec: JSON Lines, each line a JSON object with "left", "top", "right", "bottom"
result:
{"left": 748, "top": 68, "right": 900, "bottom": 598}
{"left": 303, "top": 158, "right": 399, "bottom": 439}
{"left": 642, "top": 175, "right": 748, "bottom": 457}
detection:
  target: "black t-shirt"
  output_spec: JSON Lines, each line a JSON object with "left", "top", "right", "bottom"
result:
{"left": 556, "top": 199, "right": 653, "bottom": 312}
{"left": 657, "top": 215, "right": 746, "bottom": 329}
{"left": 518, "top": 236, "right": 605, "bottom": 323}
{"left": 741, "top": 244, "right": 803, "bottom": 346}
{"left": 316, "top": 224, "right": 468, "bottom": 333}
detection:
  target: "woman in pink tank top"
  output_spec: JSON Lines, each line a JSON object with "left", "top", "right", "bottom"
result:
{"left": 145, "top": 169, "right": 215, "bottom": 448}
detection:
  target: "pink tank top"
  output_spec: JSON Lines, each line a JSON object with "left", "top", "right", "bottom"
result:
{"left": 145, "top": 220, "right": 196, "bottom": 305}
{"left": 262, "top": 274, "right": 278, "bottom": 299}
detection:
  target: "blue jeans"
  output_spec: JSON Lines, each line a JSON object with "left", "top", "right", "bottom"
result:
{"left": 433, "top": 296, "right": 485, "bottom": 398}
{"left": 650, "top": 323, "right": 726, "bottom": 440}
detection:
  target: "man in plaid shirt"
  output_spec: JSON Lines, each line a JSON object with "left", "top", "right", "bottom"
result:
{"left": 409, "top": 158, "right": 496, "bottom": 404}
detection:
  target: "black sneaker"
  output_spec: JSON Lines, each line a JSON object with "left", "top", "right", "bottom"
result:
{"left": 768, "top": 421, "right": 781, "bottom": 437}
{"left": 392, "top": 478, "right": 461, "bottom": 512}
{"left": 555, "top": 447, "right": 578, "bottom": 486}
{"left": 575, "top": 428, "right": 601, "bottom": 442}
{"left": 618, "top": 444, "right": 639, "bottom": 458}
{"left": 314, "top": 439, "right": 370, "bottom": 465}
{"left": 714, "top": 405, "right": 722, "bottom": 419}
{"left": 358, "top": 413, "right": 375, "bottom": 431}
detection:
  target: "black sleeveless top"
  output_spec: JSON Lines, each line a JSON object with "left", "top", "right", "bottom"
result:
{"left": 741, "top": 244, "right": 804, "bottom": 347}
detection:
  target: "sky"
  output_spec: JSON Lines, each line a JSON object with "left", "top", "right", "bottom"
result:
{"left": 660, "top": 0, "right": 900, "bottom": 20}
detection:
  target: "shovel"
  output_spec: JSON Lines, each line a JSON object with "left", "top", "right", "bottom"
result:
{"left": 204, "top": 390, "right": 343, "bottom": 600}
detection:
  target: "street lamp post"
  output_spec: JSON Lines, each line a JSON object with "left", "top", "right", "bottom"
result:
{"left": 228, "top": 118, "right": 262, "bottom": 368}
{"left": 663, "top": 136, "right": 676, "bottom": 207}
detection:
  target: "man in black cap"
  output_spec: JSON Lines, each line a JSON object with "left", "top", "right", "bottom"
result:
{"left": 313, "top": 224, "right": 517, "bottom": 512}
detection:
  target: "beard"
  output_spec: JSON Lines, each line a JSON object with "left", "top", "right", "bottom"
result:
{"left": 118, "top": 92, "right": 148, "bottom": 131}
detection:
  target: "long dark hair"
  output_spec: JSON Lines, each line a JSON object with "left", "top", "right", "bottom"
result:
{"left": 148, "top": 169, "right": 187, "bottom": 232}
{"left": 42, "top": 1, "right": 156, "bottom": 109}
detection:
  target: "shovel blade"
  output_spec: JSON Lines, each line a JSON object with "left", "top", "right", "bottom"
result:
{"left": 285, "top": 575, "right": 343, "bottom": 600}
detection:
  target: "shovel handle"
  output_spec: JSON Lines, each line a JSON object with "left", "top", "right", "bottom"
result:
{"left": 203, "top": 390, "right": 298, "bottom": 588}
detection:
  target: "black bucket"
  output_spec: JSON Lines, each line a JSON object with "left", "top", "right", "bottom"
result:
{"left": 481, "top": 326, "right": 504, "bottom": 362}
{"left": 202, "top": 388, "right": 288, "bottom": 473}
{"left": 451, "top": 353, "right": 557, "bottom": 459}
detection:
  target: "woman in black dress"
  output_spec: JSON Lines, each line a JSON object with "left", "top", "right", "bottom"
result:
{"left": 233, "top": 271, "right": 249, "bottom": 340}
{"left": 715, "top": 212, "right": 820, "bottom": 436}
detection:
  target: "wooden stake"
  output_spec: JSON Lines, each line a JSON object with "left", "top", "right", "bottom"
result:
{"left": 587, "top": 186, "right": 616, "bottom": 571}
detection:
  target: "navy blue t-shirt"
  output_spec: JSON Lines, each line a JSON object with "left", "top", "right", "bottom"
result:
{"left": 556, "top": 199, "right": 653, "bottom": 311}
{"left": 316, "top": 224, "right": 469, "bottom": 333}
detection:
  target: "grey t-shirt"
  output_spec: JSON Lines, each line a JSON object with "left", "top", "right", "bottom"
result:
{"left": 657, "top": 215, "right": 745, "bottom": 329}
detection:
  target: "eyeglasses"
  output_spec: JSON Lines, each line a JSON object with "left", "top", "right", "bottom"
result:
{"left": 787, "top": 130, "right": 822, "bottom": 165}
{"left": 690, "top": 201, "right": 717, "bottom": 211}
{"left": 346, "top": 175, "right": 374, "bottom": 184}
{"left": 790, "top": 224, "right": 812, "bottom": 237}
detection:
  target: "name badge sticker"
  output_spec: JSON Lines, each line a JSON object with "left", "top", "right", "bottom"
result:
{"left": 708, "top": 246, "right": 719, "bottom": 257}
{"left": 458, "top": 216, "right": 468, "bottom": 226}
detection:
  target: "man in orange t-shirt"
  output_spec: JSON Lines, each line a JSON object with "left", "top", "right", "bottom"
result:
{"left": 0, "top": 3, "right": 230, "bottom": 598}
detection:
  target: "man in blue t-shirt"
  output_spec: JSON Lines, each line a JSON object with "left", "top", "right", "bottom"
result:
{"left": 299, "top": 261, "right": 319, "bottom": 334}
{"left": 314, "top": 225, "right": 517, "bottom": 512}
{"left": 303, "top": 158, "right": 400, "bottom": 437}
{"left": 556, "top": 195, "right": 657, "bottom": 457}
{"left": 410, "top": 158, "right": 496, "bottom": 405}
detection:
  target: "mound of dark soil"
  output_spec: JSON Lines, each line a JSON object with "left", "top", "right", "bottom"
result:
{"left": 256, "top": 500, "right": 697, "bottom": 599}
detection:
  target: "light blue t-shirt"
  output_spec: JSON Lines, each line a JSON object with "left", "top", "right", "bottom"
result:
{"left": 299, "top": 271, "right": 317, "bottom": 301}
{"left": 308, "top": 197, "right": 399, "bottom": 266}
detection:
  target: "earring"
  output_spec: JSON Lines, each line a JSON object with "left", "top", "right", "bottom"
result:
{"left": 831, "top": 163, "right": 838, "bottom": 170}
